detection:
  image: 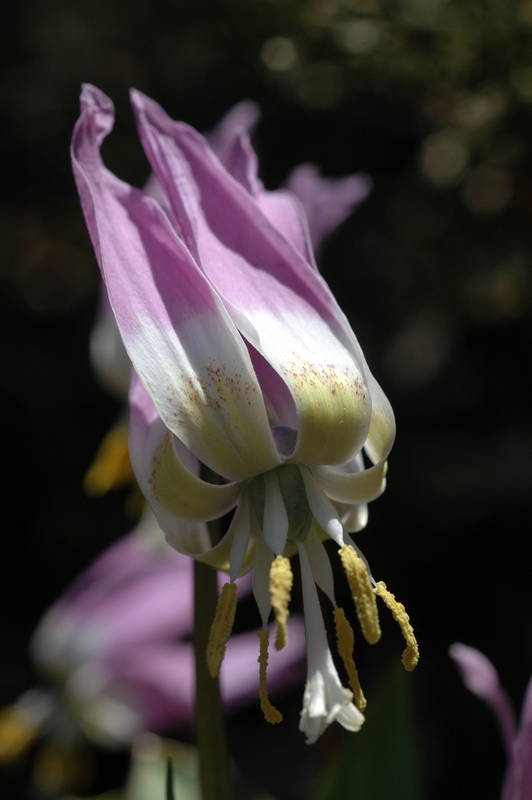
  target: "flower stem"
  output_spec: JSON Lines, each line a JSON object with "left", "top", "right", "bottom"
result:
{"left": 194, "top": 558, "right": 231, "bottom": 800}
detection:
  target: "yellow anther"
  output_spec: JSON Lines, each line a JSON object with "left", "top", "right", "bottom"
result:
{"left": 257, "top": 630, "right": 283, "bottom": 724}
{"left": 333, "top": 608, "right": 367, "bottom": 711}
{"left": 206, "top": 582, "right": 237, "bottom": 678}
{"left": 84, "top": 424, "right": 133, "bottom": 495}
{"left": 374, "top": 581, "right": 419, "bottom": 671}
{"left": 339, "top": 545, "right": 381, "bottom": 645}
{"left": 269, "top": 555, "right": 293, "bottom": 651}
{"left": 0, "top": 707, "right": 39, "bottom": 763}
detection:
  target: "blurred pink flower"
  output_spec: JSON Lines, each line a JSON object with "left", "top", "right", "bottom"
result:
{"left": 27, "top": 510, "right": 306, "bottom": 747}
{"left": 450, "top": 643, "right": 532, "bottom": 800}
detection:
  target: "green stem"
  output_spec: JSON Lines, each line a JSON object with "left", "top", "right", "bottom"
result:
{"left": 194, "top": 558, "right": 231, "bottom": 800}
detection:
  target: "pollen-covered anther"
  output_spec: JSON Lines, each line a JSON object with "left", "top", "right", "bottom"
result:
{"left": 269, "top": 555, "right": 293, "bottom": 651}
{"left": 374, "top": 581, "right": 419, "bottom": 671}
{"left": 257, "top": 629, "right": 283, "bottom": 724}
{"left": 334, "top": 607, "right": 367, "bottom": 712}
{"left": 339, "top": 545, "right": 381, "bottom": 645}
{"left": 206, "top": 582, "right": 237, "bottom": 678}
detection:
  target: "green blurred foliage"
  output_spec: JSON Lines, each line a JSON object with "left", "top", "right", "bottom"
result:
{"left": 313, "top": 665, "right": 422, "bottom": 800}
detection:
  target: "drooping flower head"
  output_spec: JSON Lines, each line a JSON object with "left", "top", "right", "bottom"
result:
{"left": 71, "top": 86, "right": 418, "bottom": 743}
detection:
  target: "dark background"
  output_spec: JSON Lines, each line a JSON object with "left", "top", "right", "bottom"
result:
{"left": 1, "top": 1, "right": 532, "bottom": 798}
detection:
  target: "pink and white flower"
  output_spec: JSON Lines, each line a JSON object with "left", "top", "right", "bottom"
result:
{"left": 71, "top": 85, "right": 399, "bottom": 741}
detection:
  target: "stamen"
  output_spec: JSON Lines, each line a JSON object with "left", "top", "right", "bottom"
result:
{"left": 374, "top": 581, "right": 419, "bottom": 671}
{"left": 333, "top": 608, "right": 367, "bottom": 711}
{"left": 339, "top": 545, "right": 381, "bottom": 644}
{"left": 83, "top": 424, "right": 132, "bottom": 495}
{"left": 206, "top": 582, "right": 237, "bottom": 678}
{"left": 257, "top": 630, "right": 283, "bottom": 724}
{"left": 0, "top": 707, "right": 40, "bottom": 762}
{"left": 269, "top": 555, "right": 293, "bottom": 651}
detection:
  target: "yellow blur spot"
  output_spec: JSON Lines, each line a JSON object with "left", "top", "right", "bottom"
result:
{"left": 206, "top": 583, "right": 237, "bottom": 678}
{"left": 257, "top": 630, "right": 282, "bottom": 724}
{"left": 84, "top": 423, "right": 133, "bottom": 495}
{"left": 0, "top": 706, "right": 39, "bottom": 763}
{"left": 374, "top": 582, "right": 419, "bottom": 671}
{"left": 269, "top": 556, "right": 293, "bottom": 651}
{"left": 339, "top": 545, "right": 381, "bottom": 644}
{"left": 333, "top": 608, "right": 367, "bottom": 711}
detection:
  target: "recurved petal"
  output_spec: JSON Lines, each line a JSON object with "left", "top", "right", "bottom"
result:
{"left": 215, "top": 128, "right": 262, "bottom": 197}
{"left": 312, "top": 459, "right": 387, "bottom": 505}
{"left": 72, "top": 85, "right": 279, "bottom": 481}
{"left": 327, "top": 452, "right": 369, "bottom": 532}
{"left": 209, "top": 112, "right": 317, "bottom": 265}
{"left": 207, "top": 102, "right": 318, "bottom": 266}
{"left": 285, "top": 164, "right": 372, "bottom": 254}
{"left": 129, "top": 373, "right": 242, "bottom": 530}
{"left": 363, "top": 370, "right": 396, "bottom": 465}
{"left": 336, "top": 502, "right": 368, "bottom": 533}
{"left": 312, "top": 376, "right": 394, "bottom": 505}
{"left": 207, "top": 100, "right": 261, "bottom": 164}
{"left": 130, "top": 90, "right": 372, "bottom": 467}
{"left": 256, "top": 188, "right": 317, "bottom": 267}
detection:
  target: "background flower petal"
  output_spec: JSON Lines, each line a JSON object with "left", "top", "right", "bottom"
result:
{"left": 285, "top": 163, "right": 372, "bottom": 255}
{"left": 450, "top": 643, "right": 516, "bottom": 757}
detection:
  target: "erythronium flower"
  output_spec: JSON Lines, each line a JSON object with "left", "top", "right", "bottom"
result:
{"left": 71, "top": 85, "right": 419, "bottom": 742}
{"left": 0, "top": 510, "right": 306, "bottom": 759}
{"left": 450, "top": 643, "right": 532, "bottom": 800}
{"left": 84, "top": 100, "right": 369, "bottom": 501}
